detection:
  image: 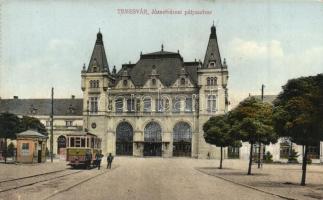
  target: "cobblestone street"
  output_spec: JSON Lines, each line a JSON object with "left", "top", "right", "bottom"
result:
{"left": 1, "top": 158, "right": 322, "bottom": 200}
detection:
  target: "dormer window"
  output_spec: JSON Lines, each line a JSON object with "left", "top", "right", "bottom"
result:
{"left": 152, "top": 79, "right": 156, "bottom": 86}
{"left": 123, "top": 80, "right": 128, "bottom": 86}
{"left": 180, "top": 78, "right": 185, "bottom": 85}
{"left": 93, "top": 67, "right": 97, "bottom": 72}
{"left": 209, "top": 62, "right": 215, "bottom": 68}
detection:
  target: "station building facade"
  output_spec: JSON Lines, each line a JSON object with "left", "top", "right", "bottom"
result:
{"left": 81, "top": 25, "right": 229, "bottom": 158}
{"left": 0, "top": 24, "right": 322, "bottom": 162}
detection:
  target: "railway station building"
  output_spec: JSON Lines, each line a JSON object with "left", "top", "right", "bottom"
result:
{"left": 0, "top": 24, "right": 322, "bottom": 162}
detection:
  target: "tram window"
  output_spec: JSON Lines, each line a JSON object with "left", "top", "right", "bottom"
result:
{"left": 70, "top": 138, "right": 75, "bottom": 147}
{"left": 75, "top": 138, "right": 81, "bottom": 147}
{"left": 81, "top": 138, "right": 85, "bottom": 147}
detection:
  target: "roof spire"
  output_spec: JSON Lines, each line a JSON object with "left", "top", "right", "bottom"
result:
{"left": 161, "top": 44, "right": 164, "bottom": 52}
{"left": 87, "top": 31, "right": 109, "bottom": 73}
{"left": 203, "top": 24, "right": 222, "bottom": 68}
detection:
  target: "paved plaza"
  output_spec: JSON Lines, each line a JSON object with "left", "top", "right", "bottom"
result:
{"left": 0, "top": 158, "right": 322, "bottom": 200}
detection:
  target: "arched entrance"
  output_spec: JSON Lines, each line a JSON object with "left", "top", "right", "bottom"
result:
{"left": 173, "top": 122, "right": 192, "bottom": 157}
{"left": 57, "top": 135, "right": 66, "bottom": 155}
{"left": 116, "top": 122, "right": 133, "bottom": 156}
{"left": 144, "top": 122, "right": 162, "bottom": 156}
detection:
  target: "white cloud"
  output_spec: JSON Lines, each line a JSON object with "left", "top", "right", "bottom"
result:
{"left": 229, "top": 38, "right": 284, "bottom": 59}
{"left": 227, "top": 38, "right": 323, "bottom": 109}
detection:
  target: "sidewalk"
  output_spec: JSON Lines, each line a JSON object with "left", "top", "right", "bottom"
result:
{"left": 0, "top": 159, "right": 69, "bottom": 182}
{"left": 197, "top": 160, "right": 323, "bottom": 200}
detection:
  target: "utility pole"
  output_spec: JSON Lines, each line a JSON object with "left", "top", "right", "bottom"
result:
{"left": 50, "top": 87, "right": 54, "bottom": 163}
{"left": 258, "top": 84, "right": 265, "bottom": 168}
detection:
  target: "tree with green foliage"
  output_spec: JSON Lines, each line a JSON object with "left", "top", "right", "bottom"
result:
{"left": 0, "top": 112, "right": 21, "bottom": 163}
{"left": 229, "top": 97, "right": 278, "bottom": 175}
{"left": 273, "top": 74, "right": 323, "bottom": 186}
{"left": 203, "top": 115, "right": 241, "bottom": 169}
{"left": 0, "top": 113, "right": 48, "bottom": 163}
{"left": 20, "top": 116, "right": 47, "bottom": 136}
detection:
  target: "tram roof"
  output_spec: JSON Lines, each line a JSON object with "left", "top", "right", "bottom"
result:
{"left": 66, "top": 131, "right": 98, "bottom": 137}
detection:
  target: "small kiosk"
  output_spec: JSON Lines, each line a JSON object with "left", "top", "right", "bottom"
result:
{"left": 16, "top": 130, "right": 48, "bottom": 164}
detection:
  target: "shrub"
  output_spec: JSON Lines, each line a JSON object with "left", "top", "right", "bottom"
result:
{"left": 288, "top": 149, "right": 299, "bottom": 163}
{"left": 263, "top": 151, "right": 273, "bottom": 163}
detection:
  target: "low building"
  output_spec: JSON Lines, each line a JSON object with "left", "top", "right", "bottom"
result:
{"left": 0, "top": 97, "right": 83, "bottom": 159}
{"left": 16, "top": 130, "right": 48, "bottom": 163}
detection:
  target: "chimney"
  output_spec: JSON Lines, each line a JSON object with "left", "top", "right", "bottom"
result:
{"left": 71, "top": 95, "right": 75, "bottom": 99}
{"left": 13, "top": 96, "right": 18, "bottom": 99}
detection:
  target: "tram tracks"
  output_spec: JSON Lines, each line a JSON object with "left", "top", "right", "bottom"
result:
{"left": 0, "top": 169, "right": 83, "bottom": 194}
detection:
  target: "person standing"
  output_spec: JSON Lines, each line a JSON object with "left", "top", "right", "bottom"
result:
{"left": 107, "top": 153, "right": 114, "bottom": 169}
{"left": 96, "top": 151, "right": 103, "bottom": 170}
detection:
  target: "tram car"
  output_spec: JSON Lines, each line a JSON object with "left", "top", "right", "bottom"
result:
{"left": 66, "top": 131, "right": 102, "bottom": 168}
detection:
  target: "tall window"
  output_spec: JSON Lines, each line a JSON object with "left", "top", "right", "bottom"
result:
{"left": 280, "top": 141, "right": 291, "bottom": 159}
{"left": 143, "top": 97, "right": 151, "bottom": 112}
{"left": 172, "top": 97, "right": 181, "bottom": 113}
{"left": 185, "top": 97, "right": 192, "bottom": 112}
{"left": 90, "top": 97, "right": 98, "bottom": 113}
{"left": 127, "top": 98, "right": 135, "bottom": 112}
{"left": 89, "top": 80, "right": 99, "bottom": 88}
{"left": 115, "top": 98, "right": 123, "bottom": 113}
{"left": 207, "top": 95, "right": 216, "bottom": 112}
{"left": 228, "top": 146, "right": 240, "bottom": 159}
{"left": 308, "top": 143, "right": 320, "bottom": 159}
{"left": 207, "top": 77, "right": 217, "bottom": 86}
{"left": 156, "top": 98, "right": 164, "bottom": 112}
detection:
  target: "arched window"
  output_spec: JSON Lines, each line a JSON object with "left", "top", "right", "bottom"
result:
{"left": 210, "top": 77, "right": 214, "bottom": 86}
{"left": 207, "top": 77, "right": 210, "bottom": 86}
{"left": 96, "top": 80, "right": 100, "bottom": 88}
{"left": 116, "top": 122, "right": 133, "bottom": 156}
{"left": 173, "top": 122, "right": 192, "bottom": 143}
{"left": 123, "top": 80, "right": 128, "bottom": 86}
{"left": 144, "top": 122, "right": 162, "bottom": 142}
{"left": 173, "top": 122, "right": 192, "bottom": 157}
{"left": 116, "top": 122, "right": 133, "bottom": 143}
{"left": 57, "top": 135, "right": 66, "bottom": 154}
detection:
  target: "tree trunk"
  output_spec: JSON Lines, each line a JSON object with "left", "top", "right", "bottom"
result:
{"left": 219, "top": 146, "right": 223, "bottom": 169}
{"left": 301, "top": 145, "right": 308, "bottom": 186}
{"left": 4, "top": 137, "right": 7, "bottom": 164}
{"left": 258, "top": 141, "right": 261, "bottom": 168}
{"left": 248, "top": 143, "right": 254, "bottom": 175}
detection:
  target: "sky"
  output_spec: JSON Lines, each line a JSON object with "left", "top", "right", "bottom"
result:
{"left": 1, "top": 0, "right": 322, "bottom": 107}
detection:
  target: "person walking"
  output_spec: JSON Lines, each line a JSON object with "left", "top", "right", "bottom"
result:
{"left": 107, "top": 153, "right": 114, "bottom": 169}
{"left": 95, "top": 151, "right": 103, "bottom": 170}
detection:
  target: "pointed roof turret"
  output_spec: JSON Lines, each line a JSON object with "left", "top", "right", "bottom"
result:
{"left": 203, "top": 24, "right": 222, "bottom": 68}
{"left": 87, "top": 30, "right": 109, "bottom": 73}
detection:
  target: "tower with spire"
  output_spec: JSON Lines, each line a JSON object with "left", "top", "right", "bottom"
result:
{"left": 197, "top": 23, "right": 229, "bottom": 158}
{"left": 81, "top": 31, "right": 114, "bottom": 147}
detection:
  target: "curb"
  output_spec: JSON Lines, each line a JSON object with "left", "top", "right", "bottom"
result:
{"left": 195, "top": 168, "right": 298, "bottom": 200}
